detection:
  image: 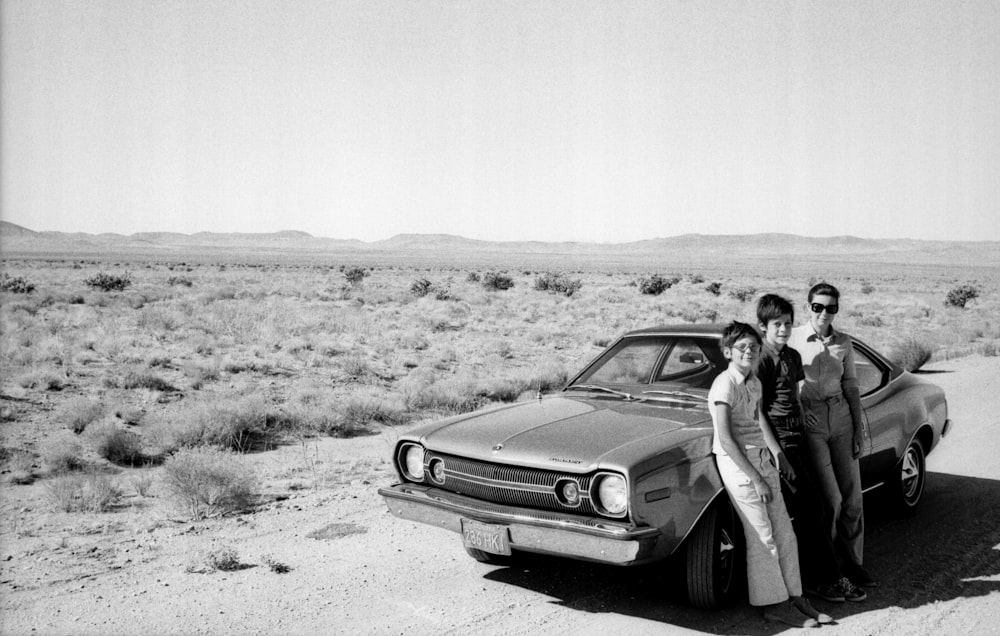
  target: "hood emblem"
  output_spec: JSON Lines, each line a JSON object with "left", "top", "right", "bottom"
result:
{"left": 492, "top": 443, "right": 503, "bottom": 452}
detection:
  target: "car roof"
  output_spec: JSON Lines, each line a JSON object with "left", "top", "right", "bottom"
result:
{"left": 621, "top": 324, "right": 726, "bottom": 338}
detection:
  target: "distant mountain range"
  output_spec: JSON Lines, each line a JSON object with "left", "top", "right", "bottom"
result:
{"left": 1, "top": 221, "right": 997, "bottom": 267}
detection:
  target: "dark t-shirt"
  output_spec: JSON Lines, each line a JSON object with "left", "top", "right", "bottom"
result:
{"left": 757, "top": 342, "right": 805, "bottom": 424}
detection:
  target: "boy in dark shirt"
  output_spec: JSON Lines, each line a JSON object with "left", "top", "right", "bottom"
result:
{"left": 756, "top": 294, "right": 866, "bottom": 603}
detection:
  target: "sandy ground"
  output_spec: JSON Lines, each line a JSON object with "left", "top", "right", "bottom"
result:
{"left": 2, "top": 355, "right": 999, "bottom": 636}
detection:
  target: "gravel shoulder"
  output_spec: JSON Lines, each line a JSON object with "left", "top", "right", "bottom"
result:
{"left": 3, "top": 356, "right": 999, "bottom": 635}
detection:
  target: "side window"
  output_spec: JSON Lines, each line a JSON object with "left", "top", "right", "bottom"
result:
{"left": 583, "top": 341, "right": 664, "bottom": 385}
{"left": 853, "top": 347, "right": 886, "bottom": 396}
{"left": 657, "top": 338, "right": 711, "bottom": 381}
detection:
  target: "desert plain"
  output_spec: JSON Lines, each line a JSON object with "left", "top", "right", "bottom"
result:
{"left": 1, "top": 230, "right": 999, "bottom": 635}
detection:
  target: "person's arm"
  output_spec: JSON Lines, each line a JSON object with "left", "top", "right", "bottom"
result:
{"left": 715, "top": 401, "right": 773, "bottom": 502}
{"left": 841, "top": 336, "right": 865, "bottom": 458}
{"left": 759, "top": 410, "right": 795, "bottom": 482}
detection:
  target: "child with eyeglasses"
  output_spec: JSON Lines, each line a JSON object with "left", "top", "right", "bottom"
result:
{"left": 789, "top": 282, "right": 878, "bottom": 591}
{"left": 709, "top": 321, "right": 831, "bottom": 627}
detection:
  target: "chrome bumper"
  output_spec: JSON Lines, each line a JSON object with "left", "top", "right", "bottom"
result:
{"left": 378, "top": 483, "right": 661, "bottom": 565}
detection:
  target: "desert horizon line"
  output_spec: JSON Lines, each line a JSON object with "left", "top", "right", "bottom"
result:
{"left": 2, "top": 220, "right": 996, "bottom": 247}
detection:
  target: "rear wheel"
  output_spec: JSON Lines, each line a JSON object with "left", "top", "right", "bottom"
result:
{"left": 685, "top": 499, "right": 743, "bottom": 609}
{"left": 891, "top": 439, "right": 926, "bottom": 513}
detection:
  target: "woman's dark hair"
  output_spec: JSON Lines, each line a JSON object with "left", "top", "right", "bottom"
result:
{"left": 808, "top": 282, "right": 840, "bottom": 303}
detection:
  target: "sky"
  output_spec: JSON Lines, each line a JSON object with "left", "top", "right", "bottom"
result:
{"left": 2, "top": 0, "right": 998, "bottom": 244}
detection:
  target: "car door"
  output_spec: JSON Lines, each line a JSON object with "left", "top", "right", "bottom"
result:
{"left": 855, "top": 344, "right": 901, "bottom": 489}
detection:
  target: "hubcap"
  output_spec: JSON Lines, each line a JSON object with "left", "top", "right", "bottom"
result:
{"left": 900, "top": 447, "right": 922, "bottom": 499}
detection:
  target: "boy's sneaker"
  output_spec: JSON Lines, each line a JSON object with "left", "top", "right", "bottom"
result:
{"left": 806, "top": 581, "right": 846, "bottom": 603}
{"left": 838, "top": 576, "right": 867, "bottom": 602}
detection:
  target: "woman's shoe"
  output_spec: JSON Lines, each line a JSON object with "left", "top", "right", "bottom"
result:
{"left": 791, "top": 595, "right": 834, "bottom": 624}
{"left": 762, "top": 600, "right": 819, "bottom": 628}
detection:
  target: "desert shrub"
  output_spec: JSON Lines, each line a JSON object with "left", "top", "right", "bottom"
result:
{"left": 90, "top": 424, "right": 144, "bottom": 466}
{"left": 130, "top": 472, "right": 154, "bottom": 497}
{"left": 639, "top": 275, "right": 679, "bottom": 296}
{"left": 0, "top": 273, "right": 36, "bottom": 293}
{"left": 410, "top": 278, "right": 434, "bottom": 297}
{"left": 41, "top": 439, "right": 86, "bottom": 473}
{"left": 330, "top": 389, "right": 408, "bottom": 434}
{"left": 44, "top": 472, "right": 121, "bottom": 513}
{"left": 890, "top": 338, "right": 934, "bottom": 372}
{"left": 466, "top": 271, "right": 481, "bottom": 283}
{"left": 16, "top": 370, "right": 67, "bottom": 391}
{"left": 186, "top": 545, "right": 246, "bottom": 573}
{"left": 688, "top": 273, "right": 705, "bottom": 284}
{"left": 344, "top": 267, "right": 368, "bottom": 285}
{"left": 534, "top": 272, "right": 583, "bottom": 297}
{"left": 945, "top": 284, "right": 979, "bottom": 308}
{"left": 121, "top": 370, "right": 177, "bottom": 392}
{"left": 161, "top": 448, "right": 258, "bottom": 519}
{"left": 59, "top": 397, "right": 104, "bottom": 434}
{"left": 705, "top": 282, "right": 722, "bottom": 296}
{"left": 4, "top": 448, "right": 37, "bottom": 485}
{"left": 167, "top": 276, "right": 194, "bottom": 287}
{"left": 85, "top": 271, "right": 132, "bottom": 292}
{"left": 147, "top": 397, "right": 273, "bottom": 452}
{"left": 262, "top": 555, "right": 291, "bottom": 574}
{"left": 861, "top": 282, "right": 875, "bottom": 295}
{"left": 728, "top": 286, "right": 757, "bottom": 302}
{"left": 482, "top": 271, "right": 515, "bottom": 291}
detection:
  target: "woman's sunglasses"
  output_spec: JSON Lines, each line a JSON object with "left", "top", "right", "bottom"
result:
{"left": 810, "top": 302, "right": 839, "bottom": 315}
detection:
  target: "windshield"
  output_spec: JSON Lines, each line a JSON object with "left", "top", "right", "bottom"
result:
{"left": 568, "top": 335, "right": 726, "bottom": 392}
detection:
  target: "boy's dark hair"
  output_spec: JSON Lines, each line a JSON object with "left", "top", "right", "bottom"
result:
{"left": 720, "top": 321, "right": 762, "bottom": 350}
{"left": 808, "top": 282, "right": 841, "bottom": 302}
{"left": 756, "top": 293, "right": 795, "bottom": 325}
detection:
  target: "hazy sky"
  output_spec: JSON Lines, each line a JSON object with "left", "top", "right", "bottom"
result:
{"left": 2, "top": 1, "right": 998, "bottom": 243}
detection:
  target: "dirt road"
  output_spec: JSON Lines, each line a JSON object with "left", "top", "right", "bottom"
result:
{"left": 3, "top": 356, "right": 999, "bottom": 635}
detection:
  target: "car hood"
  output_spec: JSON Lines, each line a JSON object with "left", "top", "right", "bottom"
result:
{"left": 413, "top": 395, "right": 713, "bottom": 473}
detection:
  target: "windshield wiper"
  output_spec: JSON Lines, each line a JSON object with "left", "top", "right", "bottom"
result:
{"left": 565, "top": 384, "right": 635, "bottom": 401}
{"left": 641, "top": 390, "right": 707, "bottom": 402}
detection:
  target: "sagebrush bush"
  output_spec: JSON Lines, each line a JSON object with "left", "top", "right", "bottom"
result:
{"left": 59, "top": 397, "right": 104, "bottom": 434}
{"left": 945, "top": 284, "right": 979, "bottom": 308}
{"left": 534, "top": 272, "right": 583, "bottom": 297}
{"left": 121, "top": 370, "right": 177, "bottom": 392}
{"left": 410, "top": 278, "right": 434, "bottom": 297}
{"left": 167, "top": 276, "right": 194, "bottom": 287}
{"left": 0, "top": 273, "right": 36, "bottom": 293}
{"left": 705, "top": 282, "right": 722, "bottom": 296}
{"left": 638, "top": 275, "right": 679, "bottom": 296}
{"left": 890, "top": 338, "right": 935, "bottom": 372}
{"left": 41, "top": 439, "right": 86, "bottom": 473}
{"left": 466, "top": 271, "right": 481, "bottom": 283}
{"left": 147, "top": 397, "right": 276, "bottom": 452}
{"left": 344, "top": 267, "right": 368, "bottom": 285}
{"left": 44, "top": 472, "right": 121, "bottom": 512}
{"left": 90, "top": 424, "right": 144, "bottom": 466}
{"left": 482, "top": 271, "right": 515, "bottom": 291}
{"left": 728, "top": 286, "right": 758, "bottom": 302}
{"left": 161, "top": 448, "right": 258, "bottom": 519}
{"left": 85, "top": 271, "right": 132, "bottom": 292}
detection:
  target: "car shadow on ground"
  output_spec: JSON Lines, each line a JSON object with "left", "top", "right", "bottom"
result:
{"left": 483, "top": 471, "right": 1000, "bottom": 635}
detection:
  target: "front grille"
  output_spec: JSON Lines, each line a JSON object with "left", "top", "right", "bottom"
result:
{"left": 426, "top": 451, "right": 598, "bottom": 516}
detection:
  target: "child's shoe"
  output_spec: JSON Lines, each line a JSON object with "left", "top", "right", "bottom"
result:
{"left": 837, "top": 576, "right": 868, "bottom": 602}
{"left": 762, "top": 600, "right": 819, "bottom": 628}
{"left": 791, "top": 595, "right": 834, "bottom": 624}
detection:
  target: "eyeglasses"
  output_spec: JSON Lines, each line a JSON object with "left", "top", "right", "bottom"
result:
{"left": 810, "top": 302, "right": 839, "bottom": 315}
{"left": 730, "top": 343, "right": 760, "bottom": 354}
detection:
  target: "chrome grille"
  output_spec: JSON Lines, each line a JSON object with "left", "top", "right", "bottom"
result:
{"left": 427, "top": 452, "right": 597, "bottom": 515}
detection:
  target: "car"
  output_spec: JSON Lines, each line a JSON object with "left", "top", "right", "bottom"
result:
{"left": 378, "top": 324, "right": 951, "bottom": 608}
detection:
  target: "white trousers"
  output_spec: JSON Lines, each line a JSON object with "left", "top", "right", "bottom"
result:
{"left": 716, "top": 448, "right": 802, "bottom": 606}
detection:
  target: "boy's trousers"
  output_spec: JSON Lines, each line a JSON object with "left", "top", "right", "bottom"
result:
{"left": 716, "top": 447, "right": 802, "bottom": 606}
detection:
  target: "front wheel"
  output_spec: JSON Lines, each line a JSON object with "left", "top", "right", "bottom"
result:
{"left": 685, "top": 499, "right": 743, "bottom": 609}
{"left": 891, "top": 439, "right": 926, "bottom": 513}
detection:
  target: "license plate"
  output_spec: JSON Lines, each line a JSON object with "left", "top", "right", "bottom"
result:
{"left": 461, "top": 519, "right": 511, "bottom": 556}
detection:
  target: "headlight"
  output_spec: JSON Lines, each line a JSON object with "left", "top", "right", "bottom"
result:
{"left": 399, "top": 443, "right": 425, "bottom": 482}
{"left": 555, "top": 478, "right": 581, "bottom": 507}
{"left": 594, "top": 473, "right": 628, "bottom": 517}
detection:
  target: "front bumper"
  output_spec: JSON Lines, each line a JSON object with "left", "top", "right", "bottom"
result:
{"left": 378, "top": 483, "right": 662, "bottom": 565}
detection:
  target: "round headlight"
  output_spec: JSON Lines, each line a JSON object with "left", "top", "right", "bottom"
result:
{"left": 595, "top": 473, "right": 628, "bottom": 516}
{"left": 429, "top": 457, "right": 445, "bottom": 484}
{"left": 556, "top": 479, "right": 581, "bottom": 506}
{"left": 401, "top": 444, "right": 425, "bottom": 481}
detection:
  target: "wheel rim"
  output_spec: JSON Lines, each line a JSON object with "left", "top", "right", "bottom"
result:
{"left": 717, "top": 510, "right": 736, "bottom": 592}
{"left": 900, "top": 445, "right": 923, "bottom": 501}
